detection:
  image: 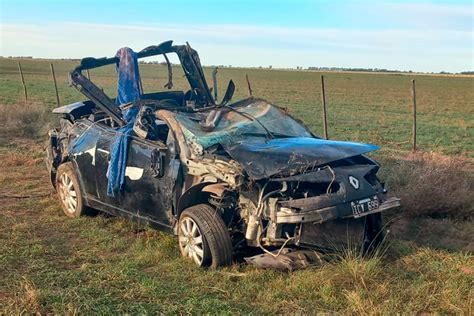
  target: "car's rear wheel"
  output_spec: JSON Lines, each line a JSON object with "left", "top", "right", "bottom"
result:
{"left": 178, "top": 204, "right": 233, "bottom": 268}
{"left": 56, "top": 162, "right": 92, "bottom": 218}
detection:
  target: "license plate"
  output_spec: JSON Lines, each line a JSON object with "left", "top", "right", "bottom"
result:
{"left": 351, "top": 196, "right": 380, "bottom": 218}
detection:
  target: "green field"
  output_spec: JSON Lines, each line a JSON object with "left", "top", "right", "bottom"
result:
{"left": 0, "top": 57, "right": 473, "bottom": 314}
{"left": 1, "top": 57, "right": 473, "bottom": 156}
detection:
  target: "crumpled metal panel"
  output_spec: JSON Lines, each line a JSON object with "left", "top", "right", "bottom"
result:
{"left": 223, "top": 137, "right": 379, "bottom": 179}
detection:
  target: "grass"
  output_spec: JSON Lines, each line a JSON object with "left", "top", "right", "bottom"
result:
{"left": 378, "top": 153, "right": 473, "bottom": 219}
{"left": 0, "top": 146, "right": 472, "bottom": 314}
{"left": 0, "top": 58, "right": 473, "bottom": 313}
{"left": 0, "top": 129, "right": 472, "bottom": 314}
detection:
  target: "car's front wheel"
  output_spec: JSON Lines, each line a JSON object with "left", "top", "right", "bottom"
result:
{"left": 56, "top": 162, "right": 92, "bottom": 218}
{"left": 178, "top": 204, "right": 233, "bottom": 268}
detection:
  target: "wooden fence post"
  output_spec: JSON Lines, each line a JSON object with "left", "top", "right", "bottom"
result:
{"left": 17, "top": 62, "right": 28, "bottom": 103}
{"left": 212, "top": 67, "right": 218, "bottom": 101}
{"left": 86, "top": 69, "right": 90, "bottom": 80}
{"left": 411, "top": 79, "right": 417, "bottom": 151}
{"left": 50, "top": 63, "right": 60, "bottom": 107}
{"left": 321, "top": 75, "right": 328, "bottom": 139}
{"left": 245, "top": 73, "right": 253, "bottom": 97}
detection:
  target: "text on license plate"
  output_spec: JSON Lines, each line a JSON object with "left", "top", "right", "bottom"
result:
{"left": 351, "top": 196, "right": 380, "bottom": 217}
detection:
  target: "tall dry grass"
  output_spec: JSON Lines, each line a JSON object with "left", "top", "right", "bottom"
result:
{"left": 380, "top": 152, "right": 473, "bottom": 219}
{"left": 0, "top": 103, "right": 54, "bottom": 139}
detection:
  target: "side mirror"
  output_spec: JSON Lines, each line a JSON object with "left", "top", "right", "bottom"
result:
{"left": 150, "top": 149, "right": 166, "bottom": 178}
{"left": 220, "top": 80, "right": 235, "bottom": 106}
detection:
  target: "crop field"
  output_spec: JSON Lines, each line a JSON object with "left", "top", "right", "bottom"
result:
{"left": 0, "top": 57, "right": 473, "bottom": 314}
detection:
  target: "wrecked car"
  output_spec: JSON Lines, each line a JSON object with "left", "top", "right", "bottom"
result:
{"left": 45, "top": 40, "right": 400, "bottom": 269}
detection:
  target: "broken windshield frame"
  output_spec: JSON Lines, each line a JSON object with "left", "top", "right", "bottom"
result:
{"left": 175, "top": 99, "right": 313, "bottom": 150}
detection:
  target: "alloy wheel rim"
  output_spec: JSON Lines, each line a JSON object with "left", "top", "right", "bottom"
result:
{"left": 58, "top": 173, "right": 78, "bottom": 214}
{"left": 179, "top": 217, "right": 204, "bottom": 265}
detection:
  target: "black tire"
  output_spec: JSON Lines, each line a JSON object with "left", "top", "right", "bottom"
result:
{"left": 55, "top": 162, "right": 95, "bottom": 218}
{"left": 178, "top": 204, "right": 233, "bottom": 268}
{"left": 363, "top": 212, "right": 385, "bottom": 256}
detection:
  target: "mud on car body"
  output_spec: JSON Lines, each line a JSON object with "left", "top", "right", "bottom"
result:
{"left": 45, "top": 40, "right": 400, "bottom": 268}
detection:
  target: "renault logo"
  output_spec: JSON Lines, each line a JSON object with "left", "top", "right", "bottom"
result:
{"left": 349, "top": 176, "right": 359, "bottom": 189}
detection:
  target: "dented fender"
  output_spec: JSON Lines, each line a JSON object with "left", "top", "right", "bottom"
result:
{"left": 202, "top": 183, "right": 227, "bottom": 196}
{"left": 185, "top": 156, "right": 243, "bottom": 188}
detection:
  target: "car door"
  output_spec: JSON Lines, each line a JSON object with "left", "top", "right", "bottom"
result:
{"left": 93, "top": 124, "right": 122, "bottom": 211}
{"left": 68, "top": 120, "right": 101, "bottom": 199}
{"left": 94, "top": 124, "right": 178, "bottom": 230}
{"left": 120, "top": 136, "right": 178, "bottom": 228}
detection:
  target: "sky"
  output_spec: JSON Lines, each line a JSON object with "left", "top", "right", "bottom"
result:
{"left": 0, "top": 0, "right": 472, "bottom": 72}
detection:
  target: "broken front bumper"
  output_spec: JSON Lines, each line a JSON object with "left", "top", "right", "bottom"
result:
{"left": 276, "top": 197, "right": 401, "bottom": 224}
{"left": 278, "top": 197, "right": 400, "bottom": 252}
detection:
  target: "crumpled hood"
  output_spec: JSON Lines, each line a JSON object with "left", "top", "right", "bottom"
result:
{"left": 223, "top": 137, "right": 379, "bottom": 179}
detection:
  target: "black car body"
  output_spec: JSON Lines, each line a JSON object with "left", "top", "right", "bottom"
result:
{"left": 45, "top": 41, "right": 400, "bottom": 268}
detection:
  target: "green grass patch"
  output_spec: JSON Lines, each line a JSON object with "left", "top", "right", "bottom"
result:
{"left": 0, "top": 140, "right": 472, "bottom": 314}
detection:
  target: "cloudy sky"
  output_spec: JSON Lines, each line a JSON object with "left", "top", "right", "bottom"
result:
{"left": 0, "top": 0, "right": 472, "bottom": 72}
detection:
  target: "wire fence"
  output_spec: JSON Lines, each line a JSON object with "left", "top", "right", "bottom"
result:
{"left": 11, "top": 61, "right": 471, "bottom": 155}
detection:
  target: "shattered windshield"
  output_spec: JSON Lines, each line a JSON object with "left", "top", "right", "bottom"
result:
{"left": 175, "top": 100, "right": 313, "bottom": 149}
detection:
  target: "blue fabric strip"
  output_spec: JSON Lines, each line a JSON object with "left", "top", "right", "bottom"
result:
{"left": 106, "top": 47, "right": 141, "bottom": 197}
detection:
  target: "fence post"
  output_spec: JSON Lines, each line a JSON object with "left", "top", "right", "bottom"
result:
{"left": 50, "top": 63, "right": 60, "bottom": 107}
{"left": 321, "top": 75, "right": 328, "bottom": 139}
{"left": 212, "top": 67, "right": 218, "bottom": 101}
{"left": 86, "top": 69, "right": 90, "bottom": 80}
{"left": 245, "top": 73, "right": 253, "bottom": 97}
{"left": 411, "top": 79, "right": 417, "bottom": 151}
{"left": 17, "top": 61, "right": 28, "bottom": 103}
